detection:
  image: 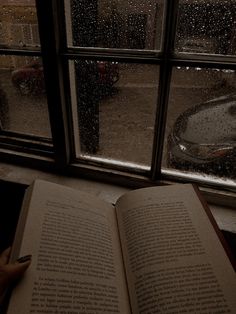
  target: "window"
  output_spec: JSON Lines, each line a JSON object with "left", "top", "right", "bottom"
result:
{"left": 0, "top": 1, "right": 235, "bottom": 192}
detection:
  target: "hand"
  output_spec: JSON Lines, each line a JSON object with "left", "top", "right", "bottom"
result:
{"left": 0, "top": 247, "right": 31, "bottom": 302}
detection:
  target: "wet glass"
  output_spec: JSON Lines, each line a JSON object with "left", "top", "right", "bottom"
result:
{"left": 0, "top": 0, "right": 40, "bottom": 49}
{"left": 65, "top": 0, "right": 164, "bottom": 50}
{"left": 0, "top": 55, "right": 51, "bottom": 138}
{"left": 162, "top": 66, "right": 236, "bottom": 181}
{"left": 69, "top": 60, "right": 159, "bottom": 168}
{"left": 176, "top": 0, "right": 236, "bottom": 55}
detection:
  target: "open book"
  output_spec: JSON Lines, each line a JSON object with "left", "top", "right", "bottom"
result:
{"left": 6, "top": 180, "right": 236, "bottom": 313}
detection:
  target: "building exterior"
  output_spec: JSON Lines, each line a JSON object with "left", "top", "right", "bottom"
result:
{"left": 0, "top": 0, "right": 39, "bottom": 68}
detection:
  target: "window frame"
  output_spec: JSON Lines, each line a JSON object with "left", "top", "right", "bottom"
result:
{"left": 0, "top": 0, "right": 235, "bottom": 194}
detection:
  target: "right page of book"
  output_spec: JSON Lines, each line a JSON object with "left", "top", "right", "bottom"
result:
{"left": 115, "top": 184, "right": 236, "bottom": 313}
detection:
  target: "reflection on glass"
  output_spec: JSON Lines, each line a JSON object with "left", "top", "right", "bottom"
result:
{"left": 176, "top": 1, "right": 236, "bottom": 55}
{"left": 0, "top": 0, "right": 40, "bottom": 49}
{"left": 70, "top": 60, "right": 159, "bottom": 168}
{"left": 162, "top": 67, "right": 236, "bottom": 181}
{"left": 0, "top": 55, "right": 51, "bottom": 138}
{"left": 65, "top": 0, "right": 164, "bottom": 50}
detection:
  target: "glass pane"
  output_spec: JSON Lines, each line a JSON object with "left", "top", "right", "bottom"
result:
{"left": 0, "top": 55, "right": 51, "bottom": 138}
{"left": 0, "top": 0, "right": 40, "bottom": 49}
{"left": 176, "top": 1, "right": 236, "bottom": 55}
{"left": 162, "top": 67, "right": 236, "bottom": 181}
{"left": 70, "top": 60, "right": 159, "bottom": 168}
{"left": 65, "top": 0, "right": 164, "bottom": 50}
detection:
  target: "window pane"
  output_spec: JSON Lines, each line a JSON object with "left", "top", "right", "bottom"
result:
{"left": 176, "top": 1, "right": 236, "bottom": 55}
{"left": 65, "top": 0, "right": 164, "bottom": 50}
{"left": 0, "top": 0, "right": 40, "bottom": 49}
{"left": 70, "top": 60, "right": 159, "bottom": 168}
{"left": 162, "top": 67, "right": 236, "bottom": 181}
{"left": 0, "top": 55, "right": 51, "bottom": 138}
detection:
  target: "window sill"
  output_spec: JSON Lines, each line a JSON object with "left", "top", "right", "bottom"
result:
{"left": 0, "top": 161, "right": 235, "bottom": 233}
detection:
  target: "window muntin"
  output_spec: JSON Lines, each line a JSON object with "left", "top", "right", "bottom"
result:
{"left": 65, "top": 0, "right": 164, "bottom": 50}
{"left": 176, "top": 0, "right": 236, "bottom": 55}
{"left": 70, "top": 60, "right": 159, "bottom": 168}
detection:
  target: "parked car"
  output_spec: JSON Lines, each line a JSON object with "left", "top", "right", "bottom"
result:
{"left": 11, "top": 61, "right": 45, "bottom": 95}
{"left": 167, "top": 94, "right": 236, "bottom": 178}
{"left": 11, "top": 60, "right": 119, "bottom": 96}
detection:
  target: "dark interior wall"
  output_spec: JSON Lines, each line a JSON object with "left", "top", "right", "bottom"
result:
{"left": 0, "top": 180, "right": 27, "bottom": 252}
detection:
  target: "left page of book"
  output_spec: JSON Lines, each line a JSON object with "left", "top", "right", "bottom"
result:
{"left": 7, "top": 180, "right": 131, "bottom": 314}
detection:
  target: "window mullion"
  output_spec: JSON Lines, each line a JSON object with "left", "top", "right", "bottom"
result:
{"left": 151, "top": 0, "right": 180, "bottom": 180}
{"left": 35, "top": 0, "right": 70, "bottom": 168}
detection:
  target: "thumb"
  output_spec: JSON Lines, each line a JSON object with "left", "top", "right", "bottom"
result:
{"left": 5, "top": 257, "right": 31, "bottom": 282}
{"left": 0, "top": 255, "right": 31, "bottom": 301}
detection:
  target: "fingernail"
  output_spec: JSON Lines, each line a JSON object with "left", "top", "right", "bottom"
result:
{"left": 17, "top": 255, "right": 32, "bottom": 263}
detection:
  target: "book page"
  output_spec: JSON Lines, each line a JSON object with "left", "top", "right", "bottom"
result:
{"left": 116, "top": 184, "right": 236, "bottom": 313}
{"left": 7, "top": 180, "right": 131, "bottom": 314}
